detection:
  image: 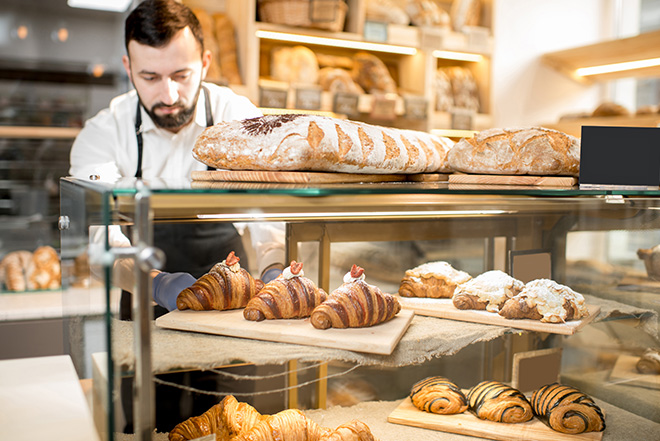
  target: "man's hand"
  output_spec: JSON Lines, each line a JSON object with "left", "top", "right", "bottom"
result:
{"left": 152, "top": 272, "right": 196, "bottom": 311}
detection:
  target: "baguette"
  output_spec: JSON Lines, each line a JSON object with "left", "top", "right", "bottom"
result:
{"left": 193, "top": 114, "right": 454, "bottom": 174}
{"left": 447, "top": 127, "right": 580, "bottom": 176}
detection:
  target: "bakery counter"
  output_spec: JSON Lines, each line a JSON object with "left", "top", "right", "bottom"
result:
{"left": 113, "top": 397, "right": 660, "bottom": 441}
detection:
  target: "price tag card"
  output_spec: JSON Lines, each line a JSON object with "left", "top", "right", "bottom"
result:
{"left": 450, "top": 108, "right": 475, "bottom": 130}
{"left": 370, "top": 95, "right": 397, "bottom": 121}
{"left": 404, "top": 96, "right": 428, "bottom": 120}
{"left": 364, "top": 21, "right": 388, "bottom": 42}
{"left": 333, "top": 92, "right": 360, "bottom": 116}
{"left": 579, "top": 126, "right": 660, "bottom": 189}
{"left": 259, "top": 87, "right": 288, "bottom": 108}
{"left": 295, "top": 86, "right": 322, "bottom": 110}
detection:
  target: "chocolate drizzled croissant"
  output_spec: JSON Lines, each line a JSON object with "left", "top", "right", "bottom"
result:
{"left": 243, "top": 261, "right": 327, "bottom": 321}
{"left": 176, "top": 251, "right": 263, "bottom": 311}
{"left": 168, "top": 395, "right": 263, "bottom": 441}
{"left": 531, "top": 383, "right": 605, "bottom": 434}
{"left": 467, "top": 381, "right": 533, "bottom": 423}
{"left": 310, "top": 265, "right": 400, "bottom": 329}
{"left": 410, "top": 376, "right": 468, "bottom": 415}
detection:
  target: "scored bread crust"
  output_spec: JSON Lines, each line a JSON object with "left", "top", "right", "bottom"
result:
{"left": 193, "top": 114, "right": 455, "bottom": 174}
{"left": 447, "top": 127, "right": 580, "bottom": 176}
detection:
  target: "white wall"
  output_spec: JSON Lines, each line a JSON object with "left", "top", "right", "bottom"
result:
{"left": 491, "top": 0, "right": 641, "bottom": 127}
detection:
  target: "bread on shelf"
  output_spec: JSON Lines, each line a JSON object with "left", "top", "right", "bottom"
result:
{"left": 243, "top": 261, "right": 327, "bottom": 321}
{"left": 452, "top": 270, "right": 524, "bottom": 313}
{"left": 310, "top": 264, "right": 401, "bottom": 329}
{"left": 531, "top": 383, "right": 605, "bottom": 434}
{"left": 447, "top": 127, "right": 580, "bottom": 176}
{"left": 410, "top": 376, "right": 468, "bottom": 415}
{"left": 467, "top": 381, "right": 533, "bottom": 423}
{"left": 498, "top": 279, "right": 588, "bottom": 323}
{"left": 399, "top": 261, "right": 472, "bottom": 298}
{"left": 193, "top": 114, "right": 455, "bottom": 175}
{"left": 176, "top": 251, "right": 263, "bottom": 311}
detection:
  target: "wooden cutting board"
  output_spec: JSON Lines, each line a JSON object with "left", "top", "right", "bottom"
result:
{"left": 388, "top": 398, "right": 604, "bottom": 441}
{"left": 155, "top": 308, "right": 414, "bottom": 355}
{"left": 397, "top": 297, "right": 599, "bottom": 335}
{"left": 610, "top": 354, "right": 660, "bottom": 389}
{"left": 448, "top": 174, "right": 578, "bottom": 187}
{"left": 191, "top": 170, "right": 407, "bottom": 184}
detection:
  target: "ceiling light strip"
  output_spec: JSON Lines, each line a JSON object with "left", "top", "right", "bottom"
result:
{"left": 255, "top": 30, "right": 417, "bottom": 55}
{"left": 576, "top": 57, "right": 660, "bottom": 76}
{"left": 432, "top": 50, "right": 483, "bottom": 62}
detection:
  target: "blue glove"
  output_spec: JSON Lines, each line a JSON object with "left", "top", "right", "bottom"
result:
{"left": 152, "top": 272, "right": 196, "bottom": 311}
{"left": 261, "top": 267, "right": 283, "bottom": 284}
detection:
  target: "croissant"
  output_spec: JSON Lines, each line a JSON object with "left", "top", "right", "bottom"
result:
{"left": 244, "top": 261, "right": 327, "bottom": 321}
{"left": 531, "top": 383, "right": 605, "bottom": 434}
{"left": 168, "top": 395, "right": 263, "bottom": 441}
{"left": 399, "top": 261, "right": 472, "bottom": 298}
{"left": 177, "top": 251, "right": 264, "bottom": 311}
{"left": 452, "top": 270, "right": 524, "bottom": 313}
{"left": 467, "top": 381, "right": 533, "bottom": 423}
{"left": 231, "top": 409, "right": 378, "bottom": 441}
{"left": 498, "top": 279, "right": 588, "bottom": 323}
{"left": 410, "top": 376, "right": 468, "bottom": 415}
{"left": 310, "top": 265, "right": 401, "bottom": 329}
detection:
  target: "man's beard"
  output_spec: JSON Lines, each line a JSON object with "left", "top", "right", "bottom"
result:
{"left": 141, "top": 83, "right": 201, "bottom": 130}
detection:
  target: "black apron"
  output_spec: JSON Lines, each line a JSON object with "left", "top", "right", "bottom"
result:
{"left": 120, "top": 86, "right": 248, "bottom": 320}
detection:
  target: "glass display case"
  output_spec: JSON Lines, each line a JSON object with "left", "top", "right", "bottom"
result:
{"left": 59, "top": 176, "right": 660, "bottom": 440}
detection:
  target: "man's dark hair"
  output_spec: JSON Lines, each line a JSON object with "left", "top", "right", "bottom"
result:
{"left": 124, "top": 0, "right": 204, "bottom": 54}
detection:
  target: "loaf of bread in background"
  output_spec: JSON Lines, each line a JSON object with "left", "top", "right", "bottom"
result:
{"left": 192, "top": 8, "right": 222, "bottom": 80}
{"left": 318, "top": 67, "right": 364, "bottom": 94}
{"left": 194, "top": 114, "right": 455, "bottom": 174}
{"left": 271, "top": 46, "right": 319, "bottom": 85}
{"left": 213, "top": 12, "right": 242, "bottom": 85}
{"left": 352, "top": 52, "right": 397, "bottom": 94}
{"left": 447, "top": 127, "right": 580, "bottom": 176}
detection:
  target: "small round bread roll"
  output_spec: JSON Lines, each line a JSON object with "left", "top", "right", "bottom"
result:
{"left": 410, "top": 376, "right": 468, "bottom": 415}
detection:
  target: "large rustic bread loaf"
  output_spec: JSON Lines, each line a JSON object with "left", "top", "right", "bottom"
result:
{"left": 447, "top": 127, "right": 580, "bottom": 176}
{"left": 193, "top": 114, "right": 454, "bottom": 174}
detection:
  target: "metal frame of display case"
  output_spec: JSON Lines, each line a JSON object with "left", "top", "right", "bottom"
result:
{"left": 59, "top": 177, "right": 660, "bottom": 440}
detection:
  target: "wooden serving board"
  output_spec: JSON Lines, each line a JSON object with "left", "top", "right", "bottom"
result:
{"left": 610, "top": 354, "right": 660, "bottom": 389}
{"left": 191, "top": 169, "right": 407, "bottom": 184}
{"left": 155, "top": 308, "right": 414, "bottom": 355}
{"left": 406, "top": 173, "right": 450, "bottom": 182}
{"left": 448, "top": 174, "right": 578, "bottom": 187}
{"left": 397, "top": 297, "right": 599, "bottom": 335}
{"left": 387, "top": 398, "right": 603, "bottom": 441}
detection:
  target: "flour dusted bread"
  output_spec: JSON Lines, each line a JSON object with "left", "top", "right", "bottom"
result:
{"left": 399, "top": 261, "right": 471, "bottom": 298}
{"left": 447, "top": 127, "right": 580, "bottom": 176}
{"left": 194, "top": 114, "right": 454, "bottom": 174}
{"left": 452, "top": 270, "right": 524, "bottom": 313}
{"left": 498, "top": 279, "right": 588, "bottom": 323}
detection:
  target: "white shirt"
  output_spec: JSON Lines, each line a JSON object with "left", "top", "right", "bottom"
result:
{"left": 73, "top": 83, "right": 284, "bottom": 286}
{"left": 70, "top": 82, "right": 261, "bottom": 181}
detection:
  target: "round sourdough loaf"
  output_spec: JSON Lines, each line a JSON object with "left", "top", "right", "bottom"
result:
{"left": 193, "top": 114, "right": 455, "bottom": 174}
{"left": 447, "top": 127, "right": 580, "bottom": 176}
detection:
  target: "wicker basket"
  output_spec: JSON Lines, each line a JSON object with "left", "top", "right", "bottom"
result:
{"left": 258, "top": 0, "right": 348, "bottom": 32}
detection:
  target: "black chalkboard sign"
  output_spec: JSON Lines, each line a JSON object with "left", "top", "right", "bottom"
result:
{"left": 579, "top": 126, "right": 660, "bottom": 189}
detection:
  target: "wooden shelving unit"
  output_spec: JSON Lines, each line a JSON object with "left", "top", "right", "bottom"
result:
{"left": 542, "top": 29, "right": 660, "bottom": 83}
{"left": 221, "top": 0, "right": 494, "bottom": 133}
